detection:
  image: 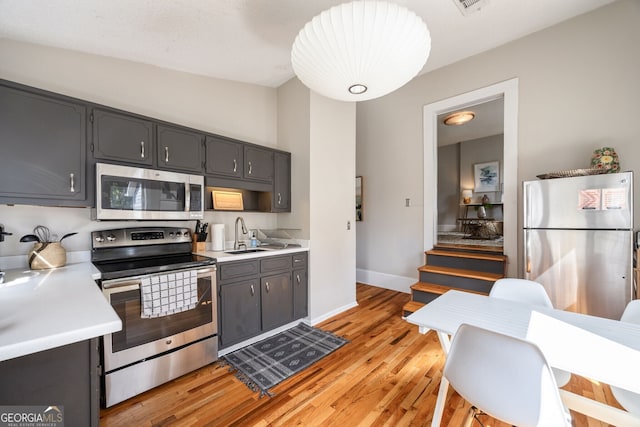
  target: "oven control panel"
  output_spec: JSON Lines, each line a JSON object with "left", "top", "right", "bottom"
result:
{"left": 92, "top": 227, "right": 192, "bottom": 248}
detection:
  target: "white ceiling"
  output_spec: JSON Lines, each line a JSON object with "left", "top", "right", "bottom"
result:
{"left": 0, "top": 0, "right": 615, "bottom": 88}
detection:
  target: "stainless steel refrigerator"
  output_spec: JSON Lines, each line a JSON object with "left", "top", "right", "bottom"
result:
{"left": 523, "top": 171, "right": 634, "bottom": 320}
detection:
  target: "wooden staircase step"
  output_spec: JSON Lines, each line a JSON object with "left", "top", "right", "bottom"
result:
{"left": 418, "top": 265, "right": 503, "bottom": 282}
{"left": 402, "top": 300, "right": 425, "bottom": 316}
{"left": 411, "top": 281, "right": 488, "bottom": 296}
{"left": 426, "top": 249, "right": 506, "bottom": 262}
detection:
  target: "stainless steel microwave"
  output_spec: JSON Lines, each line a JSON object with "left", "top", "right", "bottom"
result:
{"left": 94, "top": 163, "right": 204, "bottom": 220}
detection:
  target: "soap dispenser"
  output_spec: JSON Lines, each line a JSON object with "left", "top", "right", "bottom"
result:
{"left": 250, "top": 231, "right": 258, "bottom": 248}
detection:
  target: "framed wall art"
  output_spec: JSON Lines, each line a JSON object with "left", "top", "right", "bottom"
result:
{"left": 356, "top": 176, "right": 363, "bottom": 221}
{"left": 474, "top": 161, "right": 500, "bottom": 192}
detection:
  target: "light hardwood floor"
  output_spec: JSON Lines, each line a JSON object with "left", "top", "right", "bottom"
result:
{"left": 100, "top": 283, "right": 620, "bottom": 426}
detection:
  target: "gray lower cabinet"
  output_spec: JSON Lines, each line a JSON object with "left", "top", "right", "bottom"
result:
{"left": 261, "top": 273, "right": 293, "bottom": 330}
{"left": 91, "top": 108, "right": 154, "bottom": 166}
{"left": 156, "top": 124, "right": 204, "bottom": 173}
{"left": 205, "top": 135, "right": 243, "bottom": 179}
{"left": 219, "top": 278, "right": 261, "bottom": 347}
{"left": 293, "top": 267, "right": 308, "bottom": 319}
{"left": 0, "top": 82, "right": 87, "bottom": 205}
{"left": 0, "top": 339, "right": 100, "bottom": 427}
{"left": 218, "top": 252, "right": 308, "bottom": 349}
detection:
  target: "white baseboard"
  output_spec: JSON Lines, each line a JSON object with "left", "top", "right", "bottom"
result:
{"left": 356, "top": 269, "right": 414, "bottom": 294}
{"left": 309, "top": 301, "right": 358, "bottom": 326}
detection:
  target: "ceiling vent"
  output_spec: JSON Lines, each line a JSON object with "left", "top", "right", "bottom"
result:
{"left": 453, "top": 0, "right": 489, "bottom": 16}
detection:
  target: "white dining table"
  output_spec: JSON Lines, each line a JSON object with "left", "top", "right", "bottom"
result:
{"left": 405, "top": 290, "right": 640, "bottom": 427}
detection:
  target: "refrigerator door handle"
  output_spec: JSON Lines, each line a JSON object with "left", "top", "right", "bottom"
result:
{"left": 525, "top": 231, "right": 532, "bottom": 274}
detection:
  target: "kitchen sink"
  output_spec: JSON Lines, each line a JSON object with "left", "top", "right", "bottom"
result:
{"left": 223, "top": 248, "right": 269, "bottom": 254}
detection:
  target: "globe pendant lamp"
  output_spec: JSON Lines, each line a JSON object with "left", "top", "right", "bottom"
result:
{"left": 291, "top": 1, "right": 431, "bottom": 102}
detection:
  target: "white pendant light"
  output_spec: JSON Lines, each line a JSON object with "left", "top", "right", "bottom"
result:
{"left": 291, "top": 1, "right": 431, "bottom": 102}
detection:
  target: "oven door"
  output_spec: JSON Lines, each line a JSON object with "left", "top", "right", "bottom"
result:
{"left": 102, "top": 266, "right": 216, "bottom": 373}
{"left": 95, "top": 162, "right": 203, "bottom": 221}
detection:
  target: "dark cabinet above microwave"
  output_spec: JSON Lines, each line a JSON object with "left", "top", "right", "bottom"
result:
{"left": 92, "top": 108, "right": 154, "bottom": 167}
{"left": 156, "top": 125, "right": 205, "bottom": 174}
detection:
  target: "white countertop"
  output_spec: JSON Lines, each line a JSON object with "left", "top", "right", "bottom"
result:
{"left": 0, "top": 262, "right": 122, "bottom": 362}
{"left": 198, "top": 245, "right": 309, "bottom": 263}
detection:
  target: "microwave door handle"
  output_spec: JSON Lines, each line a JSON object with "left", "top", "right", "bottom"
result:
{"left": 185, "top": 183, "right": 191, "bottom": 212}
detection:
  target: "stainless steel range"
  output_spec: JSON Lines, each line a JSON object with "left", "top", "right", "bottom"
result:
{"left": 91, "top": 226, "right": 217, "bottom": 407}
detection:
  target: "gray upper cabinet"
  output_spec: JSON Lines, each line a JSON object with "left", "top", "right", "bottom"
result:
{"left": 244, "top": 145, "right": 273, "bottom": 182}
{"left": 0, "top": 83, "right": 87, "bottom": 205}
{"left": 205, "top": 136, "right": 243, "bottom": 178}
{"left": 92, "top": 108, "right": 154, "bottom": 166}
{"left": 157, "top": 125, "right": 204, "bottom": 173}
{"left": 273, "top": 152, "right": 291, "bottom": 212}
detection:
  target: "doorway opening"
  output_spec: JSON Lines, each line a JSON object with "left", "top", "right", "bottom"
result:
{"left": 423, "top": 79, "right": 519, "bottom": 277}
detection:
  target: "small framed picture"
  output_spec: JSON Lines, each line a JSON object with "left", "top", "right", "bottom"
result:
{"left": 474, "top": 161, "right": 500, "bottom": 192}
{"left": 356, "top": 176, "right": 363, "bottom": 221}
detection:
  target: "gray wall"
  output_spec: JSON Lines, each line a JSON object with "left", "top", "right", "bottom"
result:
{"left": 356, "top": 0, "right": 640, "bottom": 291}
{"left": 437, "top": 144, "right": 459, "bottom": 231}
{"left": 438, "top": 134, "right": 504, "bottom": 231}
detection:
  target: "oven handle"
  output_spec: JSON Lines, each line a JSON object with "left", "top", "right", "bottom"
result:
{"left": 101, "top": 266, "right": 216, "bottom": 290}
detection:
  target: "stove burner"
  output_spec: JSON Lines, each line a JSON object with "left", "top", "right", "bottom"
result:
{"left": 91, "top": 226, "right": 216, "bottom": 280}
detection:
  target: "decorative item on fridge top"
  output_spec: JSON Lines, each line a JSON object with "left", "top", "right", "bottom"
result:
{"left": 19, "top": 225, "right": 77, "bottom": 270}
{"left": 591, "top": 147, "right": 620, "bottom": 173}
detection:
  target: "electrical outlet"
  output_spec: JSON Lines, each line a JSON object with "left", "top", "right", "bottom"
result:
{"left": 405, "top": 198, "right": 411, "bottom": 207}
{"left": 347, "top": 221, "right": 351, "bottom": 230}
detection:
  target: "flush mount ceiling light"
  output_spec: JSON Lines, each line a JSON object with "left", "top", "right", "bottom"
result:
{"left": 291, "top": 1, "right": 431, "bottom": 102}
{"left": 443, "top": 111, "right": 476, "bottom": 126}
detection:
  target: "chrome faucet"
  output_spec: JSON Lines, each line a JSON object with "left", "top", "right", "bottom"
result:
{"left": 234, "top": 216, "right": 248, "bottom": 250}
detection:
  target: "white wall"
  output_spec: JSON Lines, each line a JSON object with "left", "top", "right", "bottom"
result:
{"left": 276, "top": 79, "right": 311, "bottom": 238}
{"left": 309, "top": 91, "right": 357, "bottom": 323}
{"left": 356, "top": 0, "right": 640, "bottom": 290}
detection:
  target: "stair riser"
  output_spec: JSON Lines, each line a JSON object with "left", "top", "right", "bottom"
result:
{"left": 411, "top": 290, "right": 441, "bottom": 304}
{"left": 432, "top": 245, "right": 503, "bottom": 255}
{"left": 426, "top": 254, "right": 504, "bottom": 274}
{"left": 419, "top": 271, "right": 494, "bottom": 294}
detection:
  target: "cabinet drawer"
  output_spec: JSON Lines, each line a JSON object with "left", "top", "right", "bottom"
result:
{"left": 292, "top": 252, "right": 308, "bottom": 268}
{"left": 261, "top": 255, "right": 292, "bottom": 273}
{"left": 218, "top": 260, "right": 259, "bottom": 281}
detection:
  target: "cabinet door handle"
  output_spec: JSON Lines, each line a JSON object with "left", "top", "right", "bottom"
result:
{"left": 277, "top": 192, "right": 282, "bottom": 205}
{"left": 250, "top": 284, "right": 255, "bottom": 296}
{"left": 164, "top": 146, "right": 169, "bottom": 163}
{"left": 248, "top": 161, "right": 252, "bottom": 175}
{"left": 233, "top": 159, "right": 237, "bottom": 173}
{"left": 140, "top": 141, "right": 145, "bottom": 159}
{"left": 265, "top": 282, "right": 270, "bottom": 293}
{"left": 69, "top": 173, "right": 75, "bottom": 193}
{"left": 296, "top": 274, "right": 300, "bottom": 284}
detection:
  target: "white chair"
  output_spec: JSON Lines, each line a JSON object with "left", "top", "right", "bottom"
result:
{"left": 489, "top": 278, "right": 571, "bottom": 387}
{"left": 611, "top": 300, "right": 640, "bottom": 415}
{"left": 441, "top": 323, "right": 572, "bottom": 427}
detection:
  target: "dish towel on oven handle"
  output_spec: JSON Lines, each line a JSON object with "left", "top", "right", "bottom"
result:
{"left": 140, "top": 270, "right": 198, "bottom": 318}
